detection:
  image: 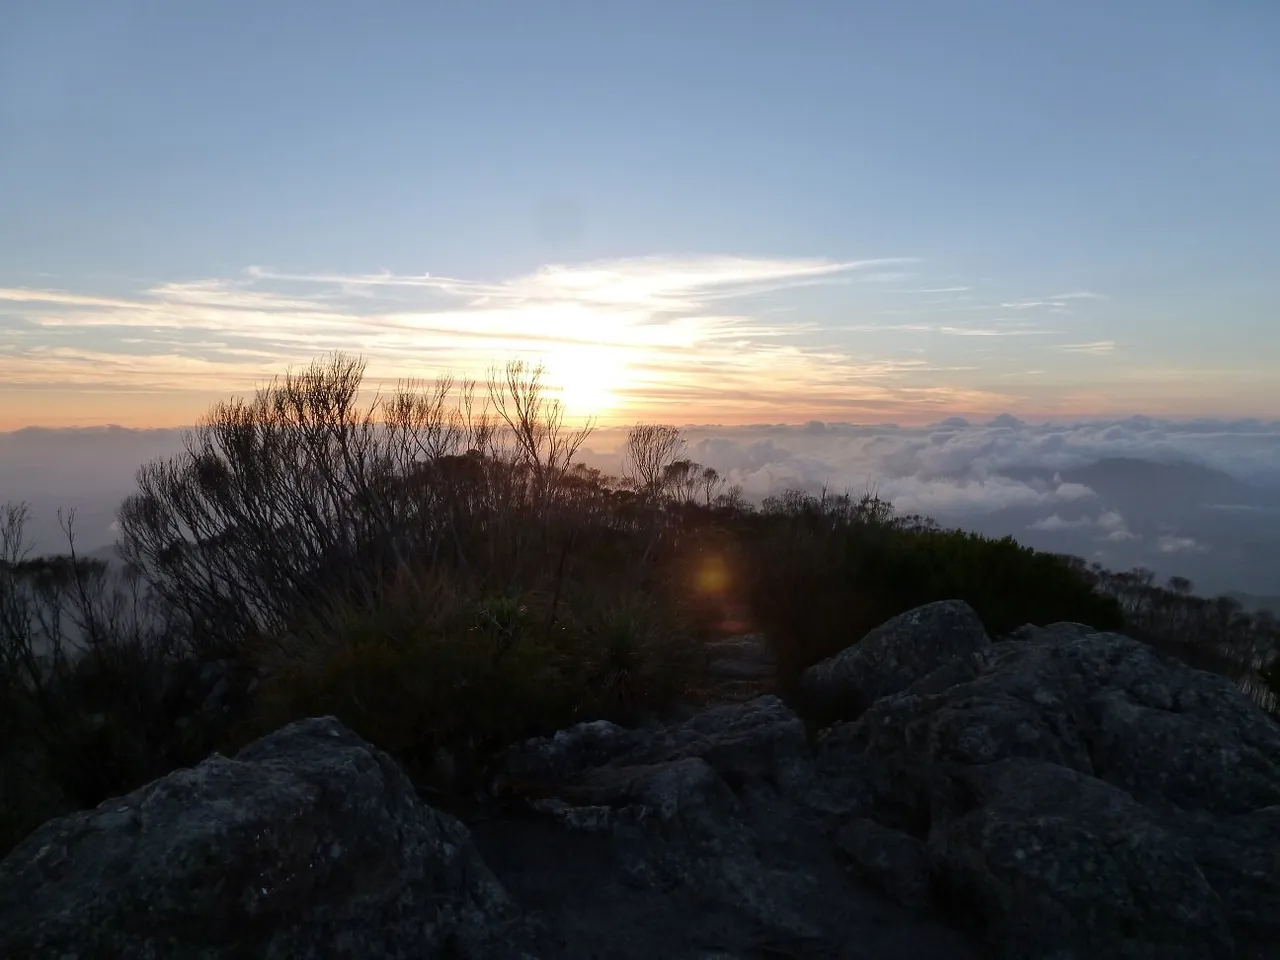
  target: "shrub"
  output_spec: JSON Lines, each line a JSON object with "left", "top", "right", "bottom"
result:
{"left": 249, "top": 567, "right": 703, "bottom": 801}
{"left": 0, "top": 504, "right": 224, "bottom": 856}
{"left": 116, "top": 355, "right": 593, "bottom": 659}
{"left": 740, "top": 492, "right": 1125, "bottom": 687}
{"left": 252, "top": 570, "right": 558, "bottom": 791}
{"left": 557, "top": 588, "right": 704, "bottom": 723}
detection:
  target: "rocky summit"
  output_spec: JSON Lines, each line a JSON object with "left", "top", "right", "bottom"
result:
{"left": 2, "top": 600, "right": 1279, "bottom": 959}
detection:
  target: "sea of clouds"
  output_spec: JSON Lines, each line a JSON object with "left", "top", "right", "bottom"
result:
{"left": 5, "top": 415, "right": 1280, "bottom": 597}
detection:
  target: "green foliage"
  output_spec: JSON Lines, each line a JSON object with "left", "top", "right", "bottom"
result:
{"left": 250, "top": 571, "right": 702, "bottom": 800}
{"left": 742, "top": 496, "right": 1125, "bottom": 686}
{"left": 0, "top": 641, "right": 226, "bottom": 857}
{"left": 558, "top": 589, "right": 703, "bottom": 722}
{"left": 253, "top": 574, "right": 564, "bottom": 790}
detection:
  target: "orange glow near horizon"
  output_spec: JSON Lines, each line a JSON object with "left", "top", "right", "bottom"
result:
{"left": 3, "top": 259, "right": 1277, "bottom": 431}
{"left": 3, "top": 383, "right": 1275, "bottom": 433}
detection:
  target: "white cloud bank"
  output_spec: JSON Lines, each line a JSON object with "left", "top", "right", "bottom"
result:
{"left": 4, "top": 414, "right": 1278, "bottom": 593}
{"left": 577, "top": 415, "right": 1280, "bottom": 512}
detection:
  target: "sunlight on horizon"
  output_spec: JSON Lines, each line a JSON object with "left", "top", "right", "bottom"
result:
{"left": 1, "top": 254, "right": 1274, "bottom": 430}
{"left": 541, "top": 343, "right": 631, "bottom": 420}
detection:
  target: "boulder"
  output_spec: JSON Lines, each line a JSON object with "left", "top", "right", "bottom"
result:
{"left": 494, "top": 697, "right": 825, "bottom": 933}
{"left": 1168, "top": 805, "right": 1280, "bottom": 945}
{"left": 0, "top": 716, "right": 513, "bottom": 959}
{"left": 799, "top": 599, "right": 992, "bottom": 722}
{"left": 845, "top": 630, "right": 1280, "bottom": 820}
{"left": 819, "top": 621, "right": 1280, "bottom": 958}
{"left": 929, "top": 760, "right": 1234, "bottom": 959}
{"left": 1004, "top": 621, "right": 1096, "bottom": 642}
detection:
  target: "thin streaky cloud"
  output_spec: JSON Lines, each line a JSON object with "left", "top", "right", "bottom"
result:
{"left": 9, "top": 254, "right": 1247, "bottom": 428}
{"left": 1056, "top": 341, "right": 1118, "bottom": 355}
{"left": 248, "top": 256, "right": 916, "bottom": 309}
{"left": 0, "top": 288, "right": 139, "bottom": 308}
{"left": 6, "top": 254, "right": 988, "bottom": 425}
{"left": 939, "top": 326, "right": 1053, "bottom": 337}
{"left": 1001, "top": 292, "right": 1109, "bottom": 310}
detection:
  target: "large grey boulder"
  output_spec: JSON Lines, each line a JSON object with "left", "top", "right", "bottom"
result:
{"left": 929, "top": 760, "right": 1235, "bottom": 959}
{"left": 819, "top": 622, "right": 1280, "bottom": 958}
{"left": 800, "top": 599, "right": 992, "bottom": 722}
{"left": 493, "top": 697, "right": 830, "bottom": 935}
{"left": 0, "top": 716, "right": 513, "bottom": 960}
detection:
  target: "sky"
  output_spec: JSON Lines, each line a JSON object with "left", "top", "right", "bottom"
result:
{"left": 2, "top": 0, "right": 1278, "bottom": 429}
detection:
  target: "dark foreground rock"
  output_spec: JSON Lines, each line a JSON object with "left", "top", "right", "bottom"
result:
{"left": 0, "top": 717, "right": 514, "bottom": 959}
{"left": 3, "top": 600, "right": 1278, "bottom": 959}
{"left": 816, "top": 611, "right": 1280, "bottom": 959}
{"left": 482, "top": 695, "right": 981, "bottom": 959}
{"left": 799, "top": 600, "right": 992, "bottom": 723}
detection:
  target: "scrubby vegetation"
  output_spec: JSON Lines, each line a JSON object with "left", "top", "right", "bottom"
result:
{"left": 2, "top": 352, "right": 1278, "bottom": 856}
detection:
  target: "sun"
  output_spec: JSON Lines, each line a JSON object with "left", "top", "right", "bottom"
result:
{"left": 542, "top": 345, "right": 628, "bottom": 419}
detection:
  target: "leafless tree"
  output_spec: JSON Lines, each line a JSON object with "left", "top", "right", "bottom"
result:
{"left": 488, "top": 360, "right": 594, "bottom": 496}
{"left": 2, "top": 503, "right": 176, "bottom": 705}
{"left": 622, "top": 424, "right": 685, "bottom": 500}
{"left": 697, "top": 466, "right": 725, "bottom": 507}
{"left": 114, "top": 352, "right": 608, "bottom": 653}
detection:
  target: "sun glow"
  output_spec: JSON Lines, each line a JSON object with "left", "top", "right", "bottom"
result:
{"left": 542, "top": 344, "right": 631, "bottom": 419}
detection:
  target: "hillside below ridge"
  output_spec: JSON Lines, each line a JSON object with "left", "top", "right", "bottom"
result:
{"left": 2, "top": 600, "right": 1279, "bottom": 959}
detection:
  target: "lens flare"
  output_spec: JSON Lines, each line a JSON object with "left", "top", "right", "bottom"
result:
{"left": 696, "top": 556, "right": 731, "bottom": 595}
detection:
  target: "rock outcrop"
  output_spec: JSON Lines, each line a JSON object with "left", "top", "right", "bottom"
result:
{"left": 799, "top": 600, "right": 992, "bottom": 722}
{"left": 814, "top": 614, "right": 1280, "bottom": 959}
{"left": 481, "top": 694, "right": 978, "bottom": 959}
{"left": 0, "top": 717, "right": 513, "bottom": 959}
{"left": 3, "top": 601, "right": 1279, "bottom": 959}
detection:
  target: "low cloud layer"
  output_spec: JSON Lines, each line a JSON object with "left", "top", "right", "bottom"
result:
{"left": 583, "top": 414, "right": 1280, "bottom": 498}
{"left": 578, "top": 415, "right": 1280, "bottom": 596}
{"left": 5, "top": 415, "right": 1279, "bottom": 596}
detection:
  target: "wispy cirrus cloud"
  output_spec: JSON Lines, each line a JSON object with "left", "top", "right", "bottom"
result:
{"left": 938, "top": 324, "right": 1053, "bottom": 337}
{"left": 1056, "top": 340, "right": 1117, "bottom": 355}
{"left": 1, "top": 254, "right": 1050, "bottom": 427}
{"left": 1001, "top": 291, "right": 1109, "bottom": 310}
{"left": 17, "top": 256, "right": 1251, "bottom": 430}
{"left": 0, "top": 288, "right": 138, "bottom": 308}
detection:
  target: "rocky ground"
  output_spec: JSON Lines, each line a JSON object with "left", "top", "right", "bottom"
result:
{"left": 2, "top": 600, "right": 1279, "bottom": 959}
{"left": 695, "top": 632, "right": 781, "bottom": 706}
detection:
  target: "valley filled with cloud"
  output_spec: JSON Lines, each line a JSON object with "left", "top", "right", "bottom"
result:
{"left": 7, "top": 414, "right": 1279, "bottom": 601}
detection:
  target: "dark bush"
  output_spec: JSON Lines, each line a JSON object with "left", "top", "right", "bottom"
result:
{"left": 249, "top": 567, "right": 702, "bottom": 801}
{"left": 739, "top": 491, "right": 1125, "bottom": 687}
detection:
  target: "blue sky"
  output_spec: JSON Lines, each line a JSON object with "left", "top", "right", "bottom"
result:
{"left": 1, "top": 0, "right": 1277, "bottom": 428}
